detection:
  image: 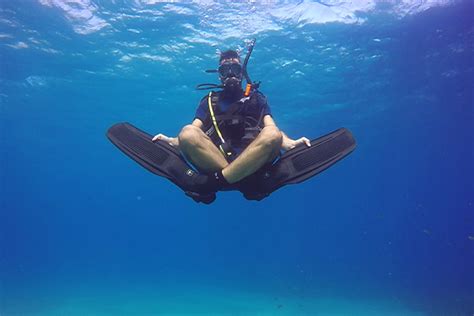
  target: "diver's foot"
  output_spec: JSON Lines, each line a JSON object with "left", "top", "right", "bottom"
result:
{"left": 185, "top": 191, "right": 216, "bottom": 204}
{"left": 193, "top": 171, "right": 229, "bottom": 192}
{"left": 241, "top": 191, "right": 269, "bottom": 201}
{"left": 184, "top": 171, "right": 230, "bottom": 204}
{"left": 236, "top": 169, "right": 270, "bottom": 201}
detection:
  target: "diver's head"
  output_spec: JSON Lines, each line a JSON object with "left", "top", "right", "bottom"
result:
{"left": 218, "top": 50, "right": 243, "bottom": 93}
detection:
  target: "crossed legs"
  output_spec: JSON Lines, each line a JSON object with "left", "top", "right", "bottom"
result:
{"left": 178, "top": 125, "right": 282, "bottom": 184}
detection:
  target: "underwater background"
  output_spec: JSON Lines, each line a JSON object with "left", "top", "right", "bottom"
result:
{"left": 1, "top": 0, "right": 473, "bottom": 315}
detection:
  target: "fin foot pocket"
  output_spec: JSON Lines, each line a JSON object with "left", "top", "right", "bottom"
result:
{"left": 242, "top": 191, "right": 269, "bottom": 201}
{"left": 185, "top": 191, "right": 216, "bottom": 204}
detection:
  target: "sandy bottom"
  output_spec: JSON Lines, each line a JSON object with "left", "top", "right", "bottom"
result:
{"left": 4, "top": 284, "right": 428, "bottom": 316}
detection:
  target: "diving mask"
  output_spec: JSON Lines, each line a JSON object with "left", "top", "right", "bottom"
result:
{"left": 218, "top": 62, "right": 242, "bottom": 79}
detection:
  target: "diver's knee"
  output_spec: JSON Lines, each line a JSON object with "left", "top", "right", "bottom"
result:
{"left": 178, "top": 125, "right": 203, "bottom": 147}
{"left": 261, "top": 126, "right": 282, "bottom": 149}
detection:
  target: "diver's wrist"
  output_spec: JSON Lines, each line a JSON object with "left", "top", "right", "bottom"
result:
{"left": 170, "top": 137, "right": 179, "bottom": 147}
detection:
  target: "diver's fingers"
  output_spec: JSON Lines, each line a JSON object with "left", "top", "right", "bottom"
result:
{"left": 302, "top": 137, "right": 311, "bottom": 147}
{"left": 152, "top": 133, "right": 166, "bottom": 142}
{"left": 295, "top": 137, "right": 311, "bottom": 147}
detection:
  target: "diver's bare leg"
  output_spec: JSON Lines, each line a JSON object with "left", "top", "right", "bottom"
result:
{"left": 178, "top": 125, "right": 229, "bottom": 173}
{"left": 222, "top": 126, "right": 282, "bottom": 183}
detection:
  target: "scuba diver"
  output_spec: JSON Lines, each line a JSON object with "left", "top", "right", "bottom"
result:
{"left": 151, "top": 46, "right": 311, "bottom": 200}
{"left": 107, "top": 39, "right": 356, "bottom": 204}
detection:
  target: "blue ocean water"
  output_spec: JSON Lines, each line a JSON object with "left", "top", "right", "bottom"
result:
{"left": 1, "top": 1, "right": 473, "bottom": 315}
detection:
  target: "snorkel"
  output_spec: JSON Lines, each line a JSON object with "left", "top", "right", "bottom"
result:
{"left": 196, "top": 38, "right": 259, "bottom": 96}
{"left": 241, "top": 38, "right": 259, "bottom": 96}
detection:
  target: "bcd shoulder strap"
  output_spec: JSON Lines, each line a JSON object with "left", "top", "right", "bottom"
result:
{"left": 207, "top": 91, "right": 233, "bottom": 158}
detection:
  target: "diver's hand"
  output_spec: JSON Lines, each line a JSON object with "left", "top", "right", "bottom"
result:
{"left": 152, "top": 133, "right": 178, "bottom": 147}
{"left": 282, "top": 137, "right": 311, "bottom": 151}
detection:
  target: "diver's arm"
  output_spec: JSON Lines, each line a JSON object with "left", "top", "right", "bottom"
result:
{"left": 263, "top": 115, "right": 311, "bottom": 151}
{"left": 152, "top": 119, "right": 203, "bottom": 147}
{"left": 263, "top": 115, "right": 277, "bottom": 127}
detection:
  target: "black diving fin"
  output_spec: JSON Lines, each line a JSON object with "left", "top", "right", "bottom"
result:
{"left": 236, "top": 127, "right": 356, "bottom": 200}
{"left": 106, "top": 122, "right": 356, "bottom": 203}
{"left": 106, "top": 122, "right": 217, "bottom": 204}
